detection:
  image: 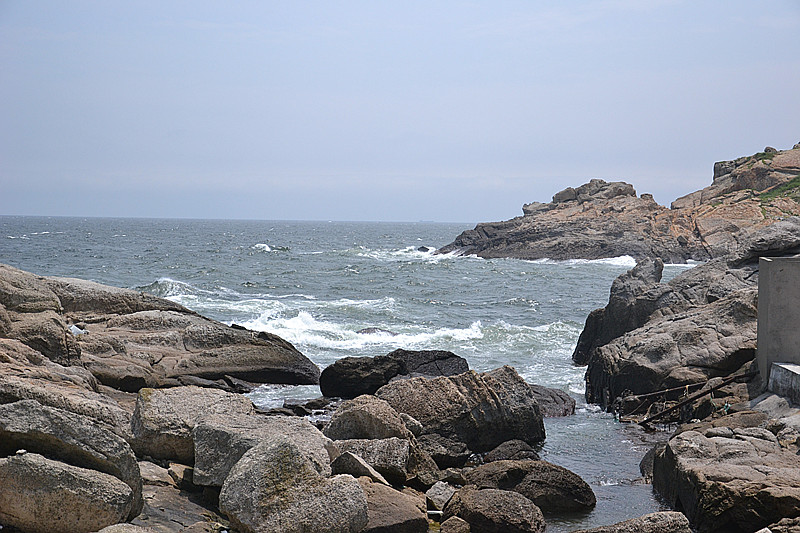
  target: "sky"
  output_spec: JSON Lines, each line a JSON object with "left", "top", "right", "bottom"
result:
{"left": 1, "top": 1, "right": 799, "bottom": 223}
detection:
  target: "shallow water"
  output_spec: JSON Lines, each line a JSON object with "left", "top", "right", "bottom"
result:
{"left": 1, "top": 216, "right": 687, "bottom": 530}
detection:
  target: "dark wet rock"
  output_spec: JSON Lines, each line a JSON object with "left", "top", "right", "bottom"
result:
{"left": 219, "top": 437, "right": 368, "bottom": 533}
{"left": 0, "top": 399, "right": 143, "bottom": 518}
{"left": 442, "top": 486, "right": 545, "bottom": 533}
{"left": 569, "top": 511, "right": 692, "bottom": 533}
{"left": 653, "top": 428, "right": 800, "bottom": 532}
{"left": 483, "top": 439, "right": 540, "bottom": 463}
{"left": 376, "top": 366, "right": 544, "bottom": 454}
{"left": 464, "top": 459, "right": 596, "bottom": 513}
{"left": 130, "top": 385, "right": 255, "bottom": 464}
{"left": 320, "top": 348, "right": 469, "bottom": 399}
{"left": 528, "top": 384, "right": 576, "bottom": 416}
{"left": 0, "top": 451, "right": 134, "bottom": 533}
{"left": 417, "top": 433, "right": 472, "bottom": 469}
{"left": 358, "top": 477, "right": 429, "bottom": 533}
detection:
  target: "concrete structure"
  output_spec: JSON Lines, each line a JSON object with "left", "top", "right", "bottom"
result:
{"left": 757, "top": 256, "right": 800, "bottom": 388}
{"left": 768, "top": 363, "right": 800, "bottom": 406}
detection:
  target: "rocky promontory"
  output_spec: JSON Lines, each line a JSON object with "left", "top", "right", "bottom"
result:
{"left": 438, "top": 144, "right": 800, "bottom": 262}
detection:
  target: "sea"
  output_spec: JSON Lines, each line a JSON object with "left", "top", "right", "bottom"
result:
{"left": 0, "top": 216, "right": 694, "bottom": 531}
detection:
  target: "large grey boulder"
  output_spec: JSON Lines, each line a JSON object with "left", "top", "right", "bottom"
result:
{"left": 219, "top": 437, "right": 368, "bottom": 533}
{"left": 0, "top": 399, "right": 143, "bottom": 517}
{"left": 334, "top": 437, "right": 413, "bottom": 485}
{"left": 465, "top": 459, "right": 596, "bottom": 513}
{"left": 442, "top": 486, "right": 545, "bottom": 533}
{"left": 0, "top": 451, "right": 134, "bottom": 533}
{"left": 192, "top": 412, "right": 334, "bottom": 486}
{"left": 569, "top": 511, "right": 692, "bottom": 533}
{"left": 0, "top": 338, "right": 132, "bottom": 439}
{"left": 376, "top": 366, "right": 545, "bottom": 453}
{"left": 358, "top": 477, "right": 429, "bottom": 533}
{"left": 320, "top": 348, "right": 469, "bottom": 399}
{"left": 130, "top": 385, "right": 255, "bottom": 463}
{"left": 324, "top": 394, "right": 414, "bottom": 441}
{"left": 653, "top": 429, "right": 800, "bottom": 532}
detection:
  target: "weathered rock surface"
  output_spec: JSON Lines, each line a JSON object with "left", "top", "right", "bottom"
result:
{"left": 464, "top": 459, "right": 596, "bottom": 513}
{"left": 569, "top": 511, "right": 692, "bottom": 533}
{"left": 320, "top": 348, "right": 469, "bottom": 398}
{"left": 0, "top": 451, "right": 134, "bottom": 533}
{"left": 358, "top": 477, "right": 429, "bottom": 533}
{"left": 0, "top": 337, "right": 132, "bottom": 437}
{"left": 324, "top": 394, "right": 414, "bottom": 441}
{"left": 426, "top": 480, "right": 457, "bottom": 511}
{"left": 440, "top": 516, "right": 471, "bottom": 533}
{"left": 438, "top": 145, "right": 800, "bottom": 262}
{"left": 332, "top": 451, "right": 391, "bottom": 485}
{"left": 653, "top": 428, "right": 800, "bottom": 532}
{"left": 219, "top": 437, "right": 368, "bottom": 533}
{"left": 130, "top": 385, "right": 255, "bottom": 463}
{"left": 0, "top": 262, "right": 320, "bottom": 393}
{"left": 443, "top": 486, "right": 546, "bottom": 533}
{"left": 334, "top": 437, "right": 414, "bottom": 485}
{"left": 576, "top": 218, "right": 800, "bottom": 410}
{"left": 192, "top": 412, "right": 334, "bottom": 486}
{"left": 376, "top": 366, "right": 545, "bottom": 453}
{"left": 0, "top": 399, "right": 143, "bottom": 517}
{"left": 130, "top": 483, "right": 229, "bottom": 532}
{"left": 417, "top": 433, "right": 472, "bottom": 469}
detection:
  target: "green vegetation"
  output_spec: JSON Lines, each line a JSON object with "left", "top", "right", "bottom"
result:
{"left": 753, "top": 151, "right": 777, "bottom": 162}
{"left": 760, "top": 174, "right": 800, "bottom": 204}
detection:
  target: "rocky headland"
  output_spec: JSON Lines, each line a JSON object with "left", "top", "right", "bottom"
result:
{"left": 438, "top": 144, "right": 800, "bottom": 262}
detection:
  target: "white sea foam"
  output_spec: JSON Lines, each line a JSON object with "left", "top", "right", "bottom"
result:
{"left": 252, "top": 243, "right": 271, "bottom": 252}
{"left": 530, "top": 255, "right": 637, "bottom": 268}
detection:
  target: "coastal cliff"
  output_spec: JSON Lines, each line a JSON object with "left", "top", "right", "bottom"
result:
{"left": 438, "top": 143, "right": 800, "bottom": 262}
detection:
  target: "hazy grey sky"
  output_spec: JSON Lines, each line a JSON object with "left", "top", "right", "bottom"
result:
{"left": 1, "top": 1, "right": 799, "bottom": 222}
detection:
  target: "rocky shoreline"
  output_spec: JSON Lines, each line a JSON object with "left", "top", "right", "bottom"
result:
{"left": 438, "top": 144, "right": 800, "bottom": 263}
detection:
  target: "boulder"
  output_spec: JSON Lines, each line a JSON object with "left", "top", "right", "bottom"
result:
{"left": 320, "top": 349, "right": 468, "bottom": 399}
{"left": 0, "top": 399, "right": 143, "bottom": 517}
{"left": 465, "top": 459, "right": 596, "bottom": 513}
{"left": 376, "top": 366, "right": 545, "bottom": 453}
{"left": 569, "top": 511, "right": 692, "bottom": 533}
{"left": 324, "top": 394, "right": 414, "bottom": 441}
{"left": 0, "top": 338, "right": 132, "bottom": 438}
{"left": 442, "top": 486, "right": 545, "bottom": 533}
{"left": 417, "top": 433, "right": 472, "bottom": 469}
{"left": 358, "top": 477, "right": 429, "bottom": 533}
{"left": 130, "top": 482, "right": 228, "bottom": 532}
{"left": 426, "top": 481, "right": 457, "bottom": 511}
{"left": 192, "top": 412, "right": 334, "bottom": 486}
{"left": 138, "top": 460, "right": 176, "bottom": 487}
{"left": 0, "top": 262, "right": 321, "bottom": 393}
{"left": 528, "top": 384, "right": 576, "bottom": 416}
{"left": 332, "top": 451, "right": 390, "bottom": 486}
{"left": 219, "top": 437, "right": 368, "bottom": 533}
{"left": 440, "top": 516, "right": 471, "bottom": 533}
{"left": 130, "top": 385, "right": 255, "bottom": 463}
{"left": 482, "top": 439, "right": 540, "bottom": 463}
{"left": 653, "top": 429, "right": 800, "bottom": 532}
{"left": 334, "top": 437, "right": 412, "bottom": 485}
{"left": 0, "top": 451, "right": 133, "bottom": 533}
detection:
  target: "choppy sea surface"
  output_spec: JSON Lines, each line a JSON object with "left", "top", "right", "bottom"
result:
{"left": 1, "top": 216, "right": 694, "bottom": 530}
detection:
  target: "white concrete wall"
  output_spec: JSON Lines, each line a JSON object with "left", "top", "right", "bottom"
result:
{"left": 757, "top": 257, "right": 800, "bottom": 387}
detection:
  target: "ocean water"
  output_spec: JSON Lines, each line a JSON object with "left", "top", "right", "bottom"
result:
{"left": 0, "top": 216, "right": 693, "bottom": 530}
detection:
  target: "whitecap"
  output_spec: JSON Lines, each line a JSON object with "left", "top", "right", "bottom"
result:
{"left": 252, "top": 243, "right": 271, "bottom": 252}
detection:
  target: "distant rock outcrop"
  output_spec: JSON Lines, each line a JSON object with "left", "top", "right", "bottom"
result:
{"left": 438, "top": 145, "right": 800, "bottom": 262}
